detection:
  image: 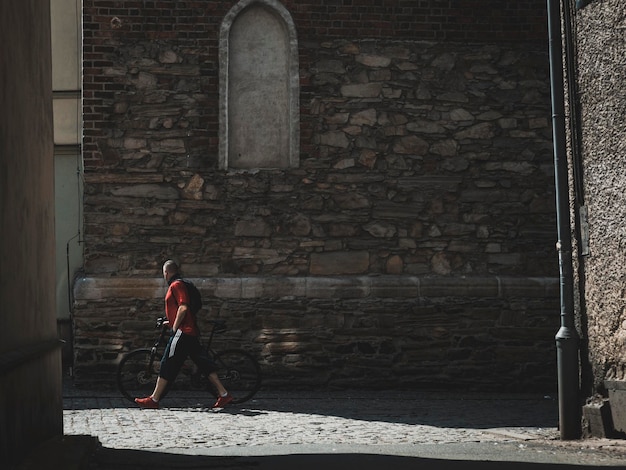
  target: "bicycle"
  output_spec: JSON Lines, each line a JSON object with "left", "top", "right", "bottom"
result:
{"left": 117, "top": 317, "right": 262, "bottom": 405}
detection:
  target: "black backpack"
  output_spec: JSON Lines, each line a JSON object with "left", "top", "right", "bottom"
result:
{"left": 176, "top": 278, "right": 203, "bottom": 315}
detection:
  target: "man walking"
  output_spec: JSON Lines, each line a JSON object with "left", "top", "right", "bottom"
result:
{"left": 134, "top": 259, "right": 233, "bottom": 409}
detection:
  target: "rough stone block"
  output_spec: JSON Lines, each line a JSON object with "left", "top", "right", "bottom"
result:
{"left": 310, "top": 251, "right": 369, "bottom": 275}
{"left": 605, "top": 380, "right": 626, "bottom": 434}
{"left": 582, "top": 399, "right": 614, "bottom": 438}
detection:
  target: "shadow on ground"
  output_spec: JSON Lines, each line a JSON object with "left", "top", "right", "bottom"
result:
{"left": 92, "top": 449, "right": 618, "bottom": 470}
{"left": 64, "top": 381, "right": 559, "bottom": 430}
{"left": 17, "top": 435, "right": 622, "bottom": 470}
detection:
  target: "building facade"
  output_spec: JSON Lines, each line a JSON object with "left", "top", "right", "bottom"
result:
{"left": 569, "top": 0, "right": 626, "bottom": 437}
{"left": 75, "top": 1, "right": 560, "bottom": 394}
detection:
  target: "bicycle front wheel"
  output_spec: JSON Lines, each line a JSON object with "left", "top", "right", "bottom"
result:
{"left": 117, "top": 349, "right": 159, "bottom": 403}
{"left": 212, "top": 349, "right": 261, "bottom": 404}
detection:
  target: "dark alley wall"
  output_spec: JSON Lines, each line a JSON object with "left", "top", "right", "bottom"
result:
{"left": 0, "top": 1, "right": 62, "bottom": 467}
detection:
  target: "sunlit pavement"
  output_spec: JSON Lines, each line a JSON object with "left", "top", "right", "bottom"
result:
{"left": 21, "top": 378, "right": 626, "bottom": 469}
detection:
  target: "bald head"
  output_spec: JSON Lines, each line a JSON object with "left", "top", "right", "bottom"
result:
{"left": 162, "top": 259, "right": 180, "bottom": 281}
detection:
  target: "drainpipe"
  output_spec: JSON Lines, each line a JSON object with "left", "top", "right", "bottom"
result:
{"left": 546, "top": 0, "right": 581, "bottom": 440}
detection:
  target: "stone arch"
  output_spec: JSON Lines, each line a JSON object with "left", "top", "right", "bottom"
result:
{"left": 219, "top": 0, "right": 299, "bottom": 170}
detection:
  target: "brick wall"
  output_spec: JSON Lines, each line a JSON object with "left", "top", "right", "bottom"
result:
{"left": 83, "top": 1, "right": 548, "bottom": 42}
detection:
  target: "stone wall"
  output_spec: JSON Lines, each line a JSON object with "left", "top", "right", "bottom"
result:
{"left": 76, "top": 1, "right": 559, "bottom": 391}
{"left": 83, "top": 39, "right": 555, "bottom": 277}
{"left": 74, "top": 276, "right": 559, "bottom": 392}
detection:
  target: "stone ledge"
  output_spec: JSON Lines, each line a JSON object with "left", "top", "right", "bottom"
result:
{"left": 74, "top": 275, "right": 558, "bottom": 300}
{"left": 605, "top": 380, "right": 626, "bottom": 391}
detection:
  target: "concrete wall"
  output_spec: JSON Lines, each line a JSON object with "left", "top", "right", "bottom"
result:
{"left": 574, "top": 0, "right": 626, "bottom": 434}
{"left": 0, "top": 1, "right": 62, "bottom": 467}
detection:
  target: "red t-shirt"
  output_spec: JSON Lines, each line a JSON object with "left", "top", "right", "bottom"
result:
{"left": 165, "top": 279, "right": 199, "bottom": 336}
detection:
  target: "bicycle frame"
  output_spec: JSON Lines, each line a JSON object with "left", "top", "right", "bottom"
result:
{"left": 118, "top": 317, "right": 261, "bottom": 404}
{"left": 150, "top": 317, "right": 226, "bottom": 356}
{"left": 149, "top": 318, "right": 230, "bottom": 387}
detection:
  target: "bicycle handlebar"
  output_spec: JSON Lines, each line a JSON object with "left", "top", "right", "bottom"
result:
{"left": 155, "top": 317, "right": 227, "bottom": 333}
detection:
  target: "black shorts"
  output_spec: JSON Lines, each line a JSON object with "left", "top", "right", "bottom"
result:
{"left": 159, "top": 330, "right": 217, "bottom": 381}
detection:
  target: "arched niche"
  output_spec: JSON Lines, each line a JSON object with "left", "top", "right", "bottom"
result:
{"left": 219, "top": 0, "right": 299, "bottom": 170}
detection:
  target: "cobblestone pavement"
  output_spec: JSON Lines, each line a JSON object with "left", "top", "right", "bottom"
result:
{"left": 58, "top": 380, "right": 626, "bottom": 469}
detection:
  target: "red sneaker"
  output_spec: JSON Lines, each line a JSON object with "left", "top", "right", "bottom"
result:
{"left": 135, "top": 396, "right": 159, "bottom": 409}
{"left": 212, "top": 393, "right": 233, "bottom": 408}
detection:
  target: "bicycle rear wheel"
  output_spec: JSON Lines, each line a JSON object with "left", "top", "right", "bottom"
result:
{"left": 211, "top": 349, "right": 261, "bottom": 404}
{"left": 117, "top": 349, "right": 159, "bottom": 403}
